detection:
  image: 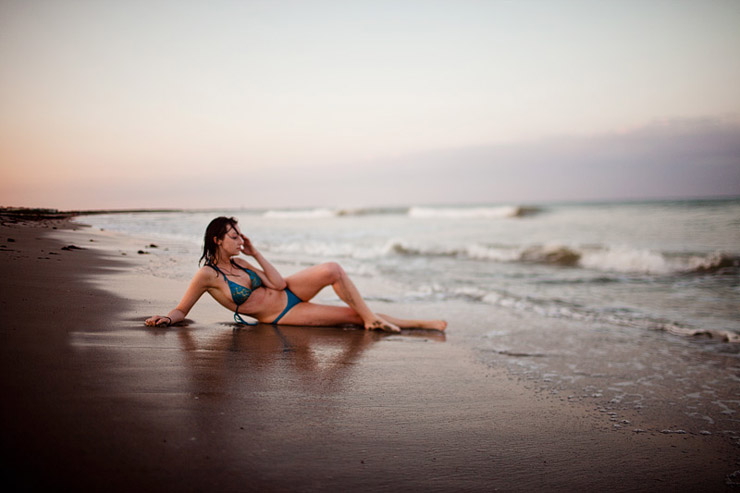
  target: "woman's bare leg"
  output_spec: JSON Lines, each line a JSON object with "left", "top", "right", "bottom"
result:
{"left": 286, "top": 262, "right": 401, "bottom": 332}
{"left": 378, "top": 313, "right": 447, "bottom": 331}
{"left": 275, "top": 303, "right": 446, "bottom": 331}
{"left": 274, "top": 303, "right": 363, "bottom": 327}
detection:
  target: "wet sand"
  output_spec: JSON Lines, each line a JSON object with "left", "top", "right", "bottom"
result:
{"left": 1, "top": 218, "right": 738, "bottom": 491}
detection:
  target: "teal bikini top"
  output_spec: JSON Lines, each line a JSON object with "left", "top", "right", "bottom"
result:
{"left": 207, "top": 260, "right": 263, "bottom": 307}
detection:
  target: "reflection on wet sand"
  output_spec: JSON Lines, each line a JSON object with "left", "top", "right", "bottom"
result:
{"left": 176, "top": 324, "right": 446, "bottom": 397}
{"left": 159, "top": 323, "right": 448, "bottom": 478}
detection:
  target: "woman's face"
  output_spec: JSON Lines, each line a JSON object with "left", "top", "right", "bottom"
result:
{"left": 216, "top": 224, "right": 243, "bottom": 258}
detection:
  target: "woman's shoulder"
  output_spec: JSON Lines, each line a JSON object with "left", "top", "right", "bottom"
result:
{"left": 194, "top": 264, "right": 219, "bottom": 282}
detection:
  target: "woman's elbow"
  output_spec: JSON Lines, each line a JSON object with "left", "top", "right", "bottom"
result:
{"left": 269, "top": 278, "right": 287, "bottom": 290}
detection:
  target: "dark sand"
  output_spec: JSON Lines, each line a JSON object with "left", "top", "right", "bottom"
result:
{"left": 1, "top": 218, "right": 738, "bottom": 491}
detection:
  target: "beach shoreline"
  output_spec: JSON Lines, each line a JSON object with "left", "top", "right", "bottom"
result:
{"left": 1, "top": 218, "right": 738, "bottom": 491}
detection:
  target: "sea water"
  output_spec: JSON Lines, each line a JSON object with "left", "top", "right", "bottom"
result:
{"left": 75, "top": 198, "right": 740, "bottom": 434}
{"left": 78, "top": 198, "right": 740, "bottom": 342}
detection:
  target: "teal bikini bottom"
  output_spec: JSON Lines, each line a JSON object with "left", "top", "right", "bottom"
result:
{"left": 271, "top": 288, "right": 302, "bottom": 324}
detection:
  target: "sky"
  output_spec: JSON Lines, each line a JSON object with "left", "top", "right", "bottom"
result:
{"left": 1, "top": 0, "right": 739, "bottom": 210}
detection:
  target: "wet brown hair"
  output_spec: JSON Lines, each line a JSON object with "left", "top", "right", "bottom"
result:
{"left": 199, "top": 216, "right": 238, "bottom": 266}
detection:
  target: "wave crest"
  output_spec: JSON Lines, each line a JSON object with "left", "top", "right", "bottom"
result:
{"left": 521, "top": 245, "right": 582, "bottom": 266}
{"left": 444, "top": 286, "right": 740, "bottom": 342}
{"left": 687, "top": 252, "right": 740, "bottom": 274}
{"left": 408, "top": 205, "right": 538, "bottom": 219}
{"left": 579, "top": 247, "right": 671, "bottom": 274}
{"left": 384, "top": 241, "right": 462, "bottom": 257}
{"left": 385, "top": 240, "right": 739, "bottom": 276}
{"left": 263, "top": 208, "right": 337, "bottom": 219}
{"left": 261, "top": 205, "right": 540, "bottom": 219}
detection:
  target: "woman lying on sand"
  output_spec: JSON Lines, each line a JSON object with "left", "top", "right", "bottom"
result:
{"left": 146, "top": 216, "right": 447, "bottom": 332}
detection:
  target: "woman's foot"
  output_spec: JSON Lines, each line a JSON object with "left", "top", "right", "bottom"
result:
{"left": 365, "top": 317, "right": 401, "bottom": 333}
{"left": 426, "top": 320, "right": 447, "bottom": 331}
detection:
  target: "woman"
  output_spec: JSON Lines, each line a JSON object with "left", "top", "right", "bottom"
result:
{"left": 145, "top": 217, "right": 447, "bottom": 332}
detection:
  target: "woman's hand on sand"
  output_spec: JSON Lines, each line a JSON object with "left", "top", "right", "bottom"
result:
{"left": 145, "top": 315, "right": 171, "bottom": 327}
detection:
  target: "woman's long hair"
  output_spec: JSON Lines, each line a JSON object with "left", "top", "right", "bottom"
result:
{"left": 199, "top": 216, "right": 238, "bottom": 266}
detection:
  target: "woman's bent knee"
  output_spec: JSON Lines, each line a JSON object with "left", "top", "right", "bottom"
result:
{"left": 322, "top": 261, "right": 345, "bottom": 282}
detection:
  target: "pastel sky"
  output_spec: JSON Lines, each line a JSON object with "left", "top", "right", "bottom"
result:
{"left": 1, "top": 0, "right": 739, "bottom": 210}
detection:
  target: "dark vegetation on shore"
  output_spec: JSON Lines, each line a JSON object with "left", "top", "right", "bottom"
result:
{"left": 0, "top": 207, "right": 182, "bottom": 223}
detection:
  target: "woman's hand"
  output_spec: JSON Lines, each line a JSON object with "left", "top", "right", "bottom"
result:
{"left": 145, "top": 315, "right": 172, "bottom": 327}
{"left": 240, "top": 234, "right": 258, "bottom": 257}
{"left": 237, "top": 234, "right": 287, "bottom": 290}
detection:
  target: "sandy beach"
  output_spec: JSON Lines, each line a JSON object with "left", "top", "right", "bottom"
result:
{"left": 1, "top": 216, "right": 738, "bottom": 492}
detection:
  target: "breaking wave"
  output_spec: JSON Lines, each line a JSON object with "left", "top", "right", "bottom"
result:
{"left": 384, "top": 241, "right": 740, "bottom": 275}
{"left": 442, "top": 286, "right": 740, "bottom": 343}
{"left": 263, "top": 208, "right": 338, "bottom": 219}
{"left": 261, "top": 205, "right": 540, "bottom": 219}
{"left": 408, "top": 205, "right": 540, "bottom": 219}
{"left": 267, "top": 235, "right": 739, "bottom": 276}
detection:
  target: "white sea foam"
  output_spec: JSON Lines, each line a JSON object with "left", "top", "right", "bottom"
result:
{"left": 267, "top": 240, "right": 381, "bottom": 259}
{"left": 383, "top": 240, "right": 465, "bottom": 258}
{"left": 75, "top": 199, "right": 740, "bottom": 343}
{"left": 579, "top": 246, "right": 671, "bottom": 274}
{"left": 577, "top": 247, "right": 738, "bottom": 275}
{"left": 273, "top": 235, "right": 738, "bottom": 277}
{"left": 383, "top": 239, "right": 693, "bottom": 275}
{"left": 465, "top": 244, "right": 520, "bottom": 262}
{"left": 261, "top": 206, "right": 407, "bottom": 218}
{"left": 456, "top": 285, "right": 734, "bottom": 339}
{"left": 686, "top": 251, "right": 739, "bottom": 273}
{"left": 263, "top": 208, "right": 338, "bottom": 219}
{"left": 408, "top": 205, "right": 532, "bottom": 219}
{"left": 262, "top": 205, "right": 537, "bottom": 219}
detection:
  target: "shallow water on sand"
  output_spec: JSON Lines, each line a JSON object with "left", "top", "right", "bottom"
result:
{"left": 75, "top": 197, "right": 740, "bottom": 439}
{"left": 78, "top": 198, "right": 740, "bottom": 340}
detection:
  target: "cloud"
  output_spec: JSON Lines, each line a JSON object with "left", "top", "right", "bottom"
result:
{"left": 3, "top": 116, "right": 738, "bottom": 210}
{"left": 330, "top": 116, "right": 740, "bottom": 205}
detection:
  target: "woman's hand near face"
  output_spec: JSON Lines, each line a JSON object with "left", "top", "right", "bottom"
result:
{"left": 240, "top": 234, "right": 258, "bottom": 257}
{"left": 237, "top": 234, "right": 287, "bottom": 290}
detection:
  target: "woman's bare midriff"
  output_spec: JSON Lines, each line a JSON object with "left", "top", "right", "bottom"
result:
{"left": 208, "top": 282, "right": 286, "bottom": 323}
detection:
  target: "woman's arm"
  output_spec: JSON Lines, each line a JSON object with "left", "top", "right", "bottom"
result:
{"left": 145, "top": 270, "right": 208, "bottom": 327}
{"left": 239, "top": 235, "right": 287, "bottom": 290}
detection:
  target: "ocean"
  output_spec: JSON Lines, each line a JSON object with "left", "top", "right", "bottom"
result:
{"left": 74, "top": 197, "right": 740, "bottom": 435}
{"left": 78, "top": 198, "right": 740, "bottom": 339}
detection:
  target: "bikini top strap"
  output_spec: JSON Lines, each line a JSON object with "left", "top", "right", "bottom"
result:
{"left": 230, "top": 259, "right": 248, "bottom": 272}
{"left": 231, "top": 259, "right": 259, "bottom": 280}
{"left": 206, "top": 261, "right": 228, "bottom": 279}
